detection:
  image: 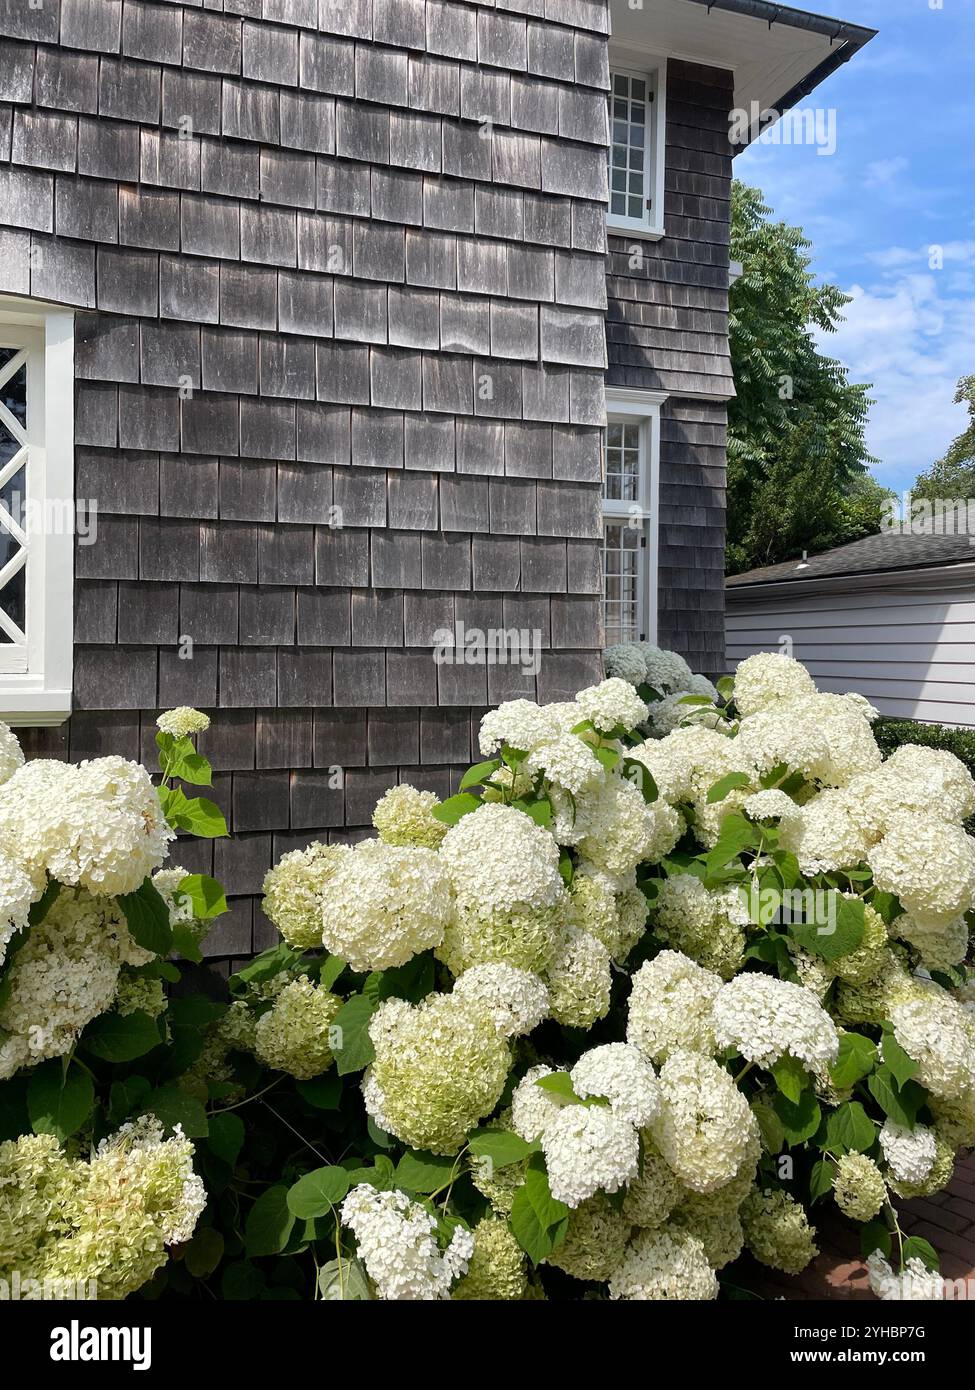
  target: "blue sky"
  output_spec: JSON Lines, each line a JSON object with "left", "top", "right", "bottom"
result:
{"left": 734, "top": 0, "right": 975, "bottom": 493}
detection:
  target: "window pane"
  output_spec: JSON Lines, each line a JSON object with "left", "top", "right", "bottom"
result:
{"left": 0, "top": 349, "right": 29, "bottom": 646}
{"left": 1, "top": 360, "right": 26, "bottom": 429}
{"left": 603, "top": 421, "right": 642, "bottom": 503}
{"left": 602, "top": 521, "right": 643, "bottom": 645}
{"left": 606, "top": 71, "right": 648, "bottom": 221}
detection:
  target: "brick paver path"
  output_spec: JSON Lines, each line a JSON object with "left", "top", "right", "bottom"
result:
{"left": 745, "top": 1151, "right": 975, "bottom": 1299}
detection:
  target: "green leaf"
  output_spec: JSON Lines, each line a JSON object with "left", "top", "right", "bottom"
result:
{"left": 881, "top": 1025, "right": 918, "bottom": 1089}
{"left": 287, "top": 1166, "right": 351, "bottom": 1220}
{"left": 867, "top": 1068, "right": 924, "bottom": 1129}
{"left": 27, "top": 1062, "right": 94, "bottom": 1141}
{"left": 622, "top": 758, "right": 658, "bottom": 803}
{"left": 825, "top": 1101, "right": 876, "bottom": 1154}
{"left": 752, "top": 1098, "right": 786, "bottom": 1154}
{"left": 171, "top": 925, "right": 203, "bottom": 964}
{"left": 534, "top": 1072, "right": 580, "bottom": 1103}
{"left": 509, "top": 1160, "right": 569, "bottom": 1265}
{"left": 82, "top": 1009, "right": 162, "bottom": 1062}
{"left": 185, "top": 1227, "right": 224, "bottom": 1277}
{"left": 557, "top": 850, "right": 574, "bottom": 887}
{"left": 716, "top": 675, "right": 735, "bottom": 697}
{"left": 207, "top": 1112, "right": 244, "bottom": 1167}
{"left": 296, "top": 1072, "right": 342, "bottom": 1110}
{"left": 772, "top": 1089, "right": 821, "bottom": 1145}
{"left": 173, "top": 796, "right": 229, "bottom": 839}
{"left": 331, "top": 994, "right": 376, "bottom": 1076}
{"left": 459, "top": 759, "right": 502, "bottom": 791}
{"left": 318, "top": 955, "right": 346, "bottom": 992}
{"left": 393, "top": 1149, "right": 457, "bottom": 1194}
{"left": 705, "top": 812, "right": 758, "bottom": 874}
{"left": 520, "top": 797, "right": 553, "bottom": 828}
{"left": 245, "top": 1186, "right": 295, "bottom": 1258}
{"left": 770, "top": 1054, "right": 809, "bottom": 1104}
{"left": 142, "top": 1086, "right": 209, "bottom": 1138}
{"left": 861, "top": 1221, "right": 892, "bottom": 1260}
{"left": 594, "top": 745, "right": 620, "bottom": 773}
{"left": 902, "top": 1236, "right": 940, "bottom": 1273}
{"left": 230, "top": 941, "right": 303, "bottom": 992}
{"left": 108, "top": 1075, "right": 152, "bottom": 1128}
{"left": 830, "top": 1032, "right": 877, "bottom": 1088}
{"left": 809, "top": 1159, "right": 834, "bottom": 1203}
{"left": 707, "top": 771, "right": 753, "bottom": 804}
{"left": 118, "top": 878, "right": 173, "bottom": 956}
{"left": 430, "top": 792, "right": 481, "bottom": 825}
{"left": 788, "top": 892, "right": 865, "bottom": 963}
{"left": 318, "top": 1257, "right": 373, "bottom": 1301}
{"left": 469, "top": 1129, "right": 541, "bottom": 1169}
{"left": 177, "top": 874, "right": 228, "bottom": 920}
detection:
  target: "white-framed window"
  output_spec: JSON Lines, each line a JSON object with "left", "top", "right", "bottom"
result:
{"left": 607, "top": 60, "right": 667, "bottom": 239}
{"left": 0, "top": 300, "right": 74, "bottom": 726}
{"left": 602, "top": 390, "right": 665, "bottom": 646}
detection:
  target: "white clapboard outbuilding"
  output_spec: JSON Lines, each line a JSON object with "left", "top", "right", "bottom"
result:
{"left": 726, "top": 531, "right": 975, "bottom": 728}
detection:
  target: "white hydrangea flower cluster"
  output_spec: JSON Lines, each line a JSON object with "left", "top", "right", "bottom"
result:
{"left": 888, "top": 989, "right": 975, "bottom": 1100}
{"left": 340, "top": 1184, "right": 474, "bottom": 1300}
{"left": 262, "top": 841, "right": 352, "bottom": 950}
{"left": 647, "top": 692, "right": 729, "bottom": 737}
{"left": 0, "top": 889, "right": 132, "bottom": 1078}
{"left": 650, "top": 1050, "right": 761, "bottom": 1195}
{"left": 869, "top": 814, "right": 975, "bottom": 924}
{"left": 712, "top": 973, "right": 840, "bottom": 1071}
{"left": 570, "top": 1043, "right": 660, "bottom": 1128}
{"left": 731, "top": 652, "right": 818, "bottom": 716}
{"left": 363, "top": 992, "right": 512, "bottom": 1154}
{"left": 451, "top": 962, "right": 549, "bottom": 1038}
{"left": 0, "top": 1119, "right": 204, "bottom": 1301}
{"left": 604, "top": 642, "right": 694, "bottom": 695}
{"left": 608, "top": 1227, "right": 718, "bottom": 1301}
{"left": 866, "top": 1251, "right": 945, "bottom": 1301}
{"left": 372, "top": 783, "right": 447, "bottom": 849}
{"left": 523, "top": 733, "right": 604, "bottom": 795}
{"left": 626, "top": 951, "right": 722, "bottom": 1062}
{"left": 319, "top": 839, "right": 452, "bottom": 972}
{"left": 653, "top": 874, "right": 749, "bottom": 979}
{"left": 879, "top": 1120, "right": 938, "bottom": 1186}
{"left": 575, "top": 677, "right": 649, "bottom": 734}
{"left": 0, "top": 756, "right": 174, "bottom": 897}
{"left": 478, "top": 699, "right": 564, "bottom": 757}
{"left": 156, "top": 707, "right": 210, "bottom": 738}
{"left": 253, "top": 975, "right": 342, "bottom": 1080}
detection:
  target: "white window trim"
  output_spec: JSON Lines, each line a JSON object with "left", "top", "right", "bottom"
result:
{"left": 606, "top": 57, "right": 668, "bottom": 242}
{"left": 602, "top": 388, "right": 666, "bottom": 646}
{"left": 0, "top": 299, "right": 74, "bottom": 727}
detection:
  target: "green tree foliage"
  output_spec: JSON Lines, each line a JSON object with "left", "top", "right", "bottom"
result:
{"left": 727, "top": 182, "right": 880, "bottom": 574}
{"left": 912, "top": 375, "right": 975, "bottom": 503}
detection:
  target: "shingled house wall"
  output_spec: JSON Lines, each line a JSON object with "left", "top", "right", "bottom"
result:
{"left": 606, "top": 57, "right": 733, "bottom": 677}
{"left": 0, "top": 0, "right": 615, "bottom": 965}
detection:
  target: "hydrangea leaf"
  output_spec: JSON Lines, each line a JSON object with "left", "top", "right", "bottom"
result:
{"left": 880, "top": 1024, "right": 918, "bottom": 1089}
{"left": 469, "top": 1129, "right": 541, "bottom": 1168}
{"left": 825, "top": 1101, "right": 876, "bottom": 1154}
{"left": 809, "top": 1159, "right": 834, "bottom": 1203}
{"left": 318, "top": 1257, "right": 373, "bottom": 1300}
{"left": 296, "top": 1073, "right": 343, "bottom": 1111}
{"left": 770, "top": 1054, "right": 809, "bottom": 1104}
{"left": 141, "top": 1085, "right": 209, "bottom": 1138}
{"left": 707, "top": 771, "right": 753, "bottom": 804}
{"left": 185, "top": 1227, "right": 224, "bottom": 1279}
{"left": 772, "top": 1089, "right": 821, "bottom": 1145}
{"left": 830, "top": 1032, "right": 877, "bottom": 1088}
{"left": 860, "top": 1221, "right": 892, "bottom": 1260}
{"left": 902, "top": 1236, "right": 939, "bottom": 1273}
{"left": 287, "top": 1166, "right": 351, "bottom": 1219}
{"left": 245, "top": 1185, "right": 295, "bottom": 1257}
{"left": 430, "top": 792, "right": 481, "bottom": 825}
{"left": 393, "top": 1150, "right": 458, "bottom": 1194}
{"left": 787, "top": 892, "right": 865, "bottom": 963}
{"left": 119, "top": 878, "right": 173, "bottom": 956}
{"left": 207, "top": 1112, "right": 245, "bottom": 1168}
{"left": 459, "top": 759, "right": 502, "bottom": 791}
{"left": 510, "top": 1161, "right": 569, "bottom": 1265}
{"left": 82, "top": 1009, "right": 162, "bottom": 1063}
{"left": 27, "top": 1060, "right": 94, "bottom": 1141}
{"left": 331, "top": 994, "right": 376, "bottom": 1076}
{"left": 177, "top": 874, "right": 227, "bottom": 920}
{"left": 867, "top": 1068, "right": 924, "bottom": 1129}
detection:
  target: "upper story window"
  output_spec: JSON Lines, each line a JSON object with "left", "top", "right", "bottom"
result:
{"left": 607, "top": 62, "right": 667, "bottom": 240}
{"left": 0, "top": 302, "right": 74, "bottom": 727}
{"left": 601, "top": 392, "right": 663, "bottom": 646}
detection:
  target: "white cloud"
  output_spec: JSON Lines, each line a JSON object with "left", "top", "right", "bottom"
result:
{"left": 822, "top": 268, "right": 975, "bottom": 489}
{"left": 865, "top": 156, "right": 909, "bottom": 189}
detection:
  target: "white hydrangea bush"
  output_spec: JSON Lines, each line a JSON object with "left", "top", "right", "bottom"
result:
{"left": 0, "top": 709, "right": 231, "bottom": 1300}
{"left": 213, "top": 649, "right": 969, "bottom": 1302}
{"left": 8, "top": 648, "right": 975, "bottom": 1306}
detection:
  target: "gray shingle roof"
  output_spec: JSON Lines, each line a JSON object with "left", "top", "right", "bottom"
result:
{"left": 727, "top": 528, "right": 975, "bottom": 588}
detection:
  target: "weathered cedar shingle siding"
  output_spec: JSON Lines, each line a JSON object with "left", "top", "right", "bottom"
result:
{"left": 0, "top": 0, "right": 612, "bottom": 963}
{"left": 606, "top": 58, "right": 733, "bottom": 677}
